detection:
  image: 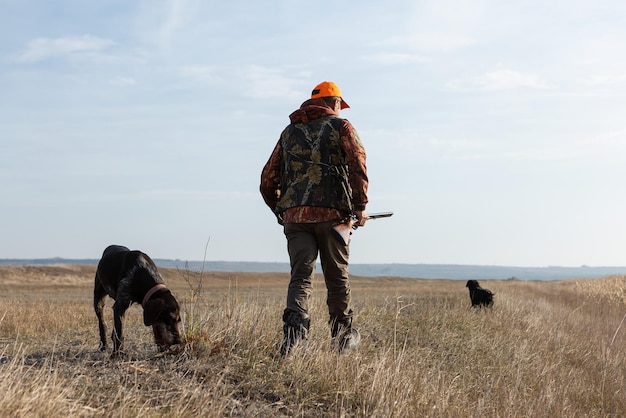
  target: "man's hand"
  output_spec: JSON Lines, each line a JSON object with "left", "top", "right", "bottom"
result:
{"left": 353, "top": 210, "right": 367, "bottom": 227}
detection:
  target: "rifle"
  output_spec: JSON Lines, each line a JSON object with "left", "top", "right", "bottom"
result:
{"left": 331, "top": 211, "right": 394, "bottom": 246}
{"left": 360, "top": 211, "right": 394, "bottom": 225}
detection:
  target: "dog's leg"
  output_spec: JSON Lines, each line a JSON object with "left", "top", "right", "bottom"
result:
{"left": 469, "top": 289, "right": 477, "bottom": 307}
{"left": 94, "top": 277, "right": 108, "bottom": 351}
{"left": 111, "top": 302, "right": 128, "bottom": 357}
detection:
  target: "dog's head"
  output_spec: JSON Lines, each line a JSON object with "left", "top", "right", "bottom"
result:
{"left": 466, "top": 280, "right": 479, "bottom": 290}
{"left": 143, "top": 291, "right": 182, "bottom": 349}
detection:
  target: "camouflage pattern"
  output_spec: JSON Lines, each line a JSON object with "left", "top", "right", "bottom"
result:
{"left": 260, "top": 97, "right": 368, "bottom": 224}
{"left": 275, "top": 116, "right": 353, "bottom": 215}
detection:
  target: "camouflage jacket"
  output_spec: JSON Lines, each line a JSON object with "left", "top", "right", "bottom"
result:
{"left": 260, "top": 98, "right": 368, "bottom": 224}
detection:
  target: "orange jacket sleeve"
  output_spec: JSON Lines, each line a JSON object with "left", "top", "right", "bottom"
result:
{"left": 340, "top": 120, "right": 368, "bottom": 211}
{"left": 260, "top": 139, "right": 283, "bottom": 212}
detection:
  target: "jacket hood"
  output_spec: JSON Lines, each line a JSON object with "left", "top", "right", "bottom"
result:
{"left": 289, "top": 98, "right": 340, "bottom": 124}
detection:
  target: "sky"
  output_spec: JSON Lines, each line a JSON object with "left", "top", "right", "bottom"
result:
{"left": 2, "top": 0, "right": 626, "bottom": 267}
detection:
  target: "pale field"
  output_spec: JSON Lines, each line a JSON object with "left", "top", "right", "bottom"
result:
{"left": 0, "top": 265, "right": 625, "bottom": 417}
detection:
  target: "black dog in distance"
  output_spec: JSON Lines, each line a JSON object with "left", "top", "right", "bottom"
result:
{"left": 94, "top": 245, "right": 182, "bottom": 357}
{"left": 466, "top": 280, "right": 494, "bottom": 308}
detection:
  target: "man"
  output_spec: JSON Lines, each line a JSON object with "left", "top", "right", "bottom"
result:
{"left": 260, "top": 81, "right": 369, "bottom": 356}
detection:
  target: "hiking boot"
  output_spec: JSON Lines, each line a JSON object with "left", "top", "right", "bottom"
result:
{"left": 338, "top": 328, "right": 361, "bottom": 353}
{"left": 329, "top": 312, "right": 360, "bottom": 354}
{"left": 280, "top": 310, "right": 310, "bottom": 357}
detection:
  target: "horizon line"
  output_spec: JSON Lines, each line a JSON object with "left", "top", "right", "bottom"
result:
{"left": 1, "top": 257, "right": 625, "bottom": 270}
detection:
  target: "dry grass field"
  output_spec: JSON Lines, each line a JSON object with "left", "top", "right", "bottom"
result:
{"left": 1, "top": 264, "right": 625, "bottom": 417}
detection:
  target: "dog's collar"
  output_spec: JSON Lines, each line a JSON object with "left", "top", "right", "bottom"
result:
{"left": 142, "top": 284, "right": 168, "bottom": 307}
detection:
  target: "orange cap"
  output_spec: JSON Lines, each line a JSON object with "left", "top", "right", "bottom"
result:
{"left": 311, "top": 81, "right": 350, "bottom": 109}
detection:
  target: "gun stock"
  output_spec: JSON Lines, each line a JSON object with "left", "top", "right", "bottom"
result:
{"left": 331, "top": 211, "right": 394, "bottom": 245}
{"left": 331, "top": 220, "right": 355, "bottom": 246}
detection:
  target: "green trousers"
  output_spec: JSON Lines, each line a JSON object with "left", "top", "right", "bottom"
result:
{"left": 283, "top": 221, "right": 353, "bottom": 322}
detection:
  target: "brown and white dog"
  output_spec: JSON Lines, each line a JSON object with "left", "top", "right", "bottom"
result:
{"left": 94, "top": 245, "right": 182, "bottom": 356}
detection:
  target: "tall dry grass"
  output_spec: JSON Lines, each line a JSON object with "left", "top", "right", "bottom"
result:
{"left": 0, "top": 266, "right": 625, "bottom": 417}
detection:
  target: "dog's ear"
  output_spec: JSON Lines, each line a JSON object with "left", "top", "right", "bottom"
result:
{"left": 143, "top": 298, "right": 166, "bottom": 326}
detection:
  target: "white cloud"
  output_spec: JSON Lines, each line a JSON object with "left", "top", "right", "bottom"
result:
{"left": 446, "top": 69, "right": 554, "bottom": 91}
{"left": 374, "top": 32, "right": 475, "bottom": 54}
{"left": 242, "top": 66, "right": 305, "bottom": 99}
{"left": 409, "top": 31, "right": 476, "bottom": 52}
{"left": 428, "top": 137, "right": 494, "bottom": 153}
{"left": 135, "top": 0, "right": 204, "bottom": 52}
{"left": 180, "top": 65, "right": 222, "bottom": 84}
{"left": 581, "top": 74, "right": 626, "bottom": 86}
{"left": 179, "top": 65, "right": 307, "bottom": 97}
{"left": 158, "top": 0, "right": 186, "bottom": 50}
{"left": 579, "top": 129, "right": 626, "bottom": 147}
{"left": 108, "top": 76, "right": 137, "bottom": 86}
{"left": 17, "top": 35, "right": 116, "bottom": 62}
{"left": 361, "top": 52, "right": 429, "bottom": 65}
